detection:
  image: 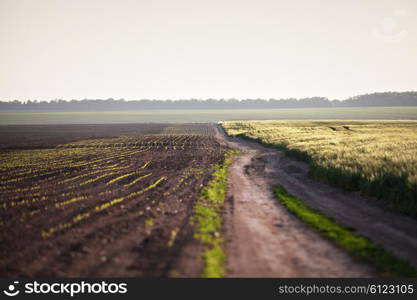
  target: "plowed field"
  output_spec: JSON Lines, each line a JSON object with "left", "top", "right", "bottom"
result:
{"left": 0, "top": 124, "right": 228, "bottom": 277}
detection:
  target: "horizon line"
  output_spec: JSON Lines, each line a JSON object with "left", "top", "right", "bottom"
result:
{"left": 2, "top": 90, "right": 417, "bottom": 103}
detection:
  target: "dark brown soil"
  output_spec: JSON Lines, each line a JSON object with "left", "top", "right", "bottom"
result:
{"left": 0, "top": 123, "right": 214, "bottom": 149}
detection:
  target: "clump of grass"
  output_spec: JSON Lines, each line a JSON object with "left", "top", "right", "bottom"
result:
{"left": 221, "top": 121, "right": 417, "bottom": 218}
{"left": 167, "top": 229, "right": 178, "bottom": 248}
{"left": 273, "top": 185, "right": 417, "bottom": 277}
{"left": 192, "top": 150, "right": 238, "bottom": 278}
{"left": 145, "top": 218, "right": 154, "bottom": 227}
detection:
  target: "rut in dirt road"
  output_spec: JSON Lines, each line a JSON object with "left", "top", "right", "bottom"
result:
{"left": 215, "top": 126, "right": 376, "bottom": 277}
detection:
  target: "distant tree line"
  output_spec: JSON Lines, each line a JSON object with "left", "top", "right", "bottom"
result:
{"left": 1, "top": 92, "right": 416, "bottom": 112}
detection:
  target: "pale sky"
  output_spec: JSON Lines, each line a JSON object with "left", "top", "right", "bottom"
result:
{"left": 0, "top": 0, "right": 416, "bottom": 101}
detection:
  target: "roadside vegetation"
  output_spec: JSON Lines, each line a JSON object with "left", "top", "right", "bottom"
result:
{"left": 192, "top": 150, "right": 238, "bottom": 278}
{"left": 273, "top": 185, "right": 417, "bottom": 277}
{"left": 221, "top": 121, "right": 417, "bottom": 218}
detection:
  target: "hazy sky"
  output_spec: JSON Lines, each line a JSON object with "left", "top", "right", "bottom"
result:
{"left": 1, "top": 0, "right": 416, "bottom": 100}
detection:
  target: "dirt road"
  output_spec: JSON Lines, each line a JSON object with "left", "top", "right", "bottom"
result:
{"left": 215, "top": 125, "right": 417, "bottom": 277}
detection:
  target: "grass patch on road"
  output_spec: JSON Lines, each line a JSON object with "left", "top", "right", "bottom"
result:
{"left": 273, "top": 185, "right": 417, "bottom": 277}
{"left": 192, "top": 150, "right": 239, "bottom": 278}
